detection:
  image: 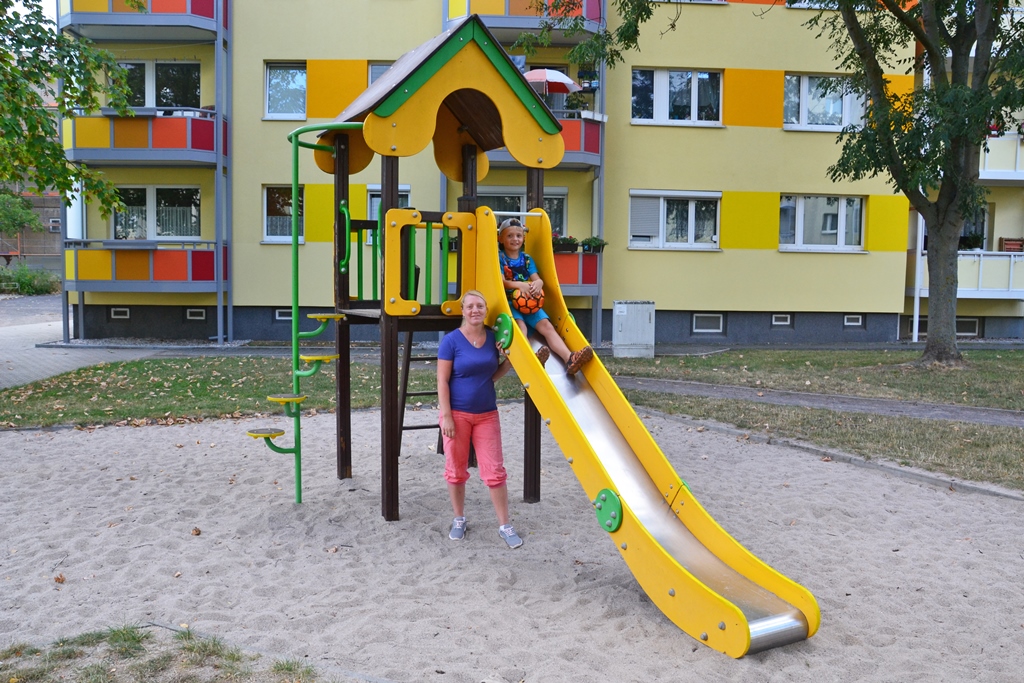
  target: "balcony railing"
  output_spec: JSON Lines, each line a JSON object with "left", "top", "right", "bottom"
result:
{"left": 488, "top": 113, "right": 603, "bottom": 169}
{"left": 447, "top": 0, "right": 604, "bottom": 43}
{"left": 980, "top": 133, "right": 1024, "bottom": 185}
{"left": 64, "top": 239, "right": 228, "bottom": 294}
{"left": 906, "top": 249, "right": 1024, "bottom": 300}
{"left": 63, "top": 108, "right": 226, "bottom": 166}
{"left": 59, "top": 0, "right": 227, "bottom": 41}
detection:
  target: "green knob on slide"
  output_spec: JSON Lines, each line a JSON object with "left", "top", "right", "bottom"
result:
{"left": 493, "top": 313, "right": 514, "bottom": 350}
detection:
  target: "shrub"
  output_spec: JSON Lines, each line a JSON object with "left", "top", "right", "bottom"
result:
{"left": 0, "top": 264, "right": 61, "bottom": 295}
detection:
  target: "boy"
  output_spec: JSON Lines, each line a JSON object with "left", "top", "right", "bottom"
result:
{"left": 497, "top": 217, "right": 593, "bottom": 376}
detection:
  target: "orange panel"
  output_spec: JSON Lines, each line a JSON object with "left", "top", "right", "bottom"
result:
{"left": 115, "top": 250, "right": 150, "bottom": 281}
{"left": 553, "top": 253, "right": 579, "bottom": 285}
{"left": 307, "top": 60, "right": 368, "bottom": 119}
{"left": 722, "top": 69, "right": 784, "bottom": 128}
{"left": 113, "top": 117, "right": 150, "bottom": 148}
{"left": 152, "top": 0, "right": 188, "bottom": 12}
{"left": 509, "top": 0, "right": 533, "bottom": 15}
{"left": 113, "top": 0, "right": 139, "bottom": 10}
{"left": 153, "top": 117, "right": 188, "bottom": 148}
{"left": 153, "top": 250, "right": 189, "bottom": 281}
{"left": 560, "top": 119, "right": 582, "bottom": 152}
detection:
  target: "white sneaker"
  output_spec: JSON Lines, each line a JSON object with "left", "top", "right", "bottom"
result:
{"left": 449, "top": 517, "right": 466, "bottom": 541}
{"left": 498, "top": 524, "right": 523, "bottom": 549}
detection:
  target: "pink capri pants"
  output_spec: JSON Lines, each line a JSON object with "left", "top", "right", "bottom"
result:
{"left": 440, "top": 410, "right": 507, "bottom": 488}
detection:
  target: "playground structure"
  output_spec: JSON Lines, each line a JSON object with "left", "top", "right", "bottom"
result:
{"left": 246, "top": 15, "right": 820, "bottom": 657}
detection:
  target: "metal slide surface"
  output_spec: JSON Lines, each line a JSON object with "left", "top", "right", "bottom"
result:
{"left": 473, "top": 207, "right": 820, "bottom": 657}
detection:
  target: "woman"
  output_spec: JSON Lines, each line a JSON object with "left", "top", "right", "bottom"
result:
{"left": 437, "top": 290, "right": 522, "bottom": 548}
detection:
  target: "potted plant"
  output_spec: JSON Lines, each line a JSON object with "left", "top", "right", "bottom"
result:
{"left": 959, "top": 232, "right": 984, "bottom": 251}
{"left": 552, "top": 232, "right": 579, "bottom": 253}
{"left": 580, "top": 236, "right": 608, "bottom": 253}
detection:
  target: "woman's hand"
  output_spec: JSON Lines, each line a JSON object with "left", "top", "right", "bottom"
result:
{"left": 441, "top": 413, "right": 455, "bottom": 439}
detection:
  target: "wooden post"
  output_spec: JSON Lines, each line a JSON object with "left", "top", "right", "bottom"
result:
{"left": 381, "top": 155, "right": 402, "bottom": 520}
{"left": 334, "top": 134, "right": 352, "bottom": 479}
{"left": 523, "top": 167, "right": 544, "bottom": 503}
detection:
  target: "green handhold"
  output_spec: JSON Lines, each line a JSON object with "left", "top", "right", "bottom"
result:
{"left": 493, "top": 313, "right": 514, "bottom": 350}
{"left": 594, "top": 488, "right": 622, "bottom": 533}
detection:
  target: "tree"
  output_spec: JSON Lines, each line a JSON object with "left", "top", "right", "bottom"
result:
{"left": 0, "top": 0, "right": 144, "bottom": 217}
{"left": 0, "top": 189, "right": 42, "bottom": 238}
{"left": 519, "top": 0, "right": 1024, "bottom": 363}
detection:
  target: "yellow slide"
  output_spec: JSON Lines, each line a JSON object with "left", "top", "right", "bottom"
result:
{"left": 474, "top": 207, "right": 820, "bottom": 658}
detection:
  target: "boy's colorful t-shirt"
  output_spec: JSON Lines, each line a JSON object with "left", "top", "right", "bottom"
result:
{"left": 499, "top": 249, "right": 537, "bottom": 301}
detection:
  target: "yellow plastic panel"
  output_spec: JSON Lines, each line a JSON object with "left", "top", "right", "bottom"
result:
{"left": 719, "top": 191, "right": 780, "bottom": 250}
{"left": 470, "top": 0, "right": 504, "bottom": 14}
{"left": 864, "top": 194, "right": 910, "bottom": 252}
{"left": 448, "top": 0, "right": 467, "bottom": 18}
{"left": 74, "top": 117, "right": 111, "bottom": 148}
{"left": 307, "top": 60, "right": 368, "bottom": 119}
{"left": 362, "top": 41, "right": 564, "bottom": 168}
{"left": 722, "top": 69, "right": 784, "bottom": 128}
{"left": 64, "top": 250, "right": 76, "bottom": 279}
{"left": 73, "top": 0, "right": 109, "bottom": 11}
{"left": 62, "top": 118, "right": 74, "bottom": 149}
{"left": 77, "top": 250, "right": 113, "bottom": 280}
{"left": 433, "top": 103, "right": 489, "bottom": 182}
{"left": 304, "top": 184, "right": 334, "bottom": 243}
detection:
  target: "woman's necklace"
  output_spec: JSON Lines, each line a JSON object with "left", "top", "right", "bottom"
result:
{"left": 463, "top": 327, "right": 484, "bottom": 348}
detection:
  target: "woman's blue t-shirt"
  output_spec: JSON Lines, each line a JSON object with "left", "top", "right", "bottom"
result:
{"left": 438, "top": 328, "right": 498, "bottom": 414}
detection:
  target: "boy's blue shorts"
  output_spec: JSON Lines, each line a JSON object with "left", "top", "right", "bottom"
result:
{"left": 510, "top": 306, "right": 550, "bottom": 330}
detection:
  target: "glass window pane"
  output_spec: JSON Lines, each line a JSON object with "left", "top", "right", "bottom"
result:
{"left": 266, "top": 186, "right": 302, "bottom": 238}
{"left": 696, "top": 72, "right": 720, "bottom": 122}
{"left": 543, "top": 196, "right": 566, "bottom": 236}
{"left": 806, "top": 76, "right": 842, "bottom": 126}
{"left": 121, "top": 62, "right": 146, "bottom": 107}
{"left": 267, "top": 64, "right": 306, "bottom": 116}
{"left": 114, "top": 188, "right": 147, "bottom": 240}
{"left": 478, "top": 195, "right": 522, "bottom": 214}
{"left": 665, "top": 199, "right": 689, "bottom": 244}
{"left": 155, "top": 188, "right": 200, "bottom": 238}
{"left": 668, "top": 71, "right": 692, "bottom": 121}
{"left": 631, "top": 69, "right": 654, "bottom": 120}
{"left": 779, "top": 195, "right": 797, "bottom": 245}
{"left": 844, "top": 197, "right": 863, "bottom": 247}
{"left": 802, "top": 196, "right": 839, "bottom": 246}
{"left": 694, "top": 201, "right": 717, "bottom": 243}
{"left": 155, "top": 63, "right": 200, "bottom": 109}
{"left": 783, "top": 75, "right": 801, "bottom": 125}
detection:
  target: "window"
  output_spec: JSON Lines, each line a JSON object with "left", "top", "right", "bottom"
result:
{"left": 185, "top": 308, "right": 206, "bottom": 321}
{"left": 783, "top": 74, "right": 864, "bottom": 130}
{"left": 366, "top": 187, "right": 411, "bottom": 244}
{"left": 118, "top": 61, "right": 200, "bottom": 111}
{"left": 109, "top": 307, "right": 130, "bottom": 320}
{"left": 629, "top": 190, "right": 720, "bottom": 249}
{"left": 264, "top": 186, "right": 304, "bottom": 243}
{"left": 632, "top": 68, "right": 722, "bottom": 125}
{"left": 844, "top": 314, "right": 864, "bottom": 327}
{"left": 266, "top": 62, "right": 306, "bottom": 119}
{"left": 477, "top": 188, "right": 568, "bottom": 236}
{"left": 779, "top": 195, "right": 863, "bottom": 250}
{"left": 693, "top": 313, "right": 724, "bottom": 333}
{"left": 772, "top": 313, "right": 792, "bottom": 327}
{"left": 113, "top": 187, "right": 201, "bottom": 240}
{"left": 369, "top": 63, "right": 392, "bottom": 84}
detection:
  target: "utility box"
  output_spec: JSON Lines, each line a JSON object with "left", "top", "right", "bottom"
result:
{"left": 612, "top": 300, "right": 655, "bottom": 358}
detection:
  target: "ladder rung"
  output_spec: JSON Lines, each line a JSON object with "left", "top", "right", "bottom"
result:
{"left": 401, "top": 424, "right": 441, "bottom": 432}
{"left": 409, "top": 356, "right": 438, "bottom": 362}
{"left": 267, "top": 393, "right": 307, "bottom": 404}
{"left": 308, "top": 313, "right": 346, "bottom": 321}
{"left": 247, "top": 427, "right": 285, "bottom": 439}
{"left": 406, "top": 390, "right": 438, "bottom": 397}
{"left": 300, "top": 354, "right": 340, "bottom": 363}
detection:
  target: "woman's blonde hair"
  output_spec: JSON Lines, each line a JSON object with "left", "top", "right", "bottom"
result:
{"left": 461, "top": 289, "right": 487, "bottom": 310}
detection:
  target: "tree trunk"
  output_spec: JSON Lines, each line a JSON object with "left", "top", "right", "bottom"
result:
{"left": 921, "top": 218, "right": 963, "bottom": 363}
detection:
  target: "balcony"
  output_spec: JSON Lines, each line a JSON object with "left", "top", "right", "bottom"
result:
{"left": 488, "top": 111, "right": 603, "bottom": 170}
{"left": 979, "top": 133, "right": 1024, "bottom": 185}
{"left": 58, "top": 0, "right": 226, "bottom": 42}
{"left": 63, "top": 109, "right": 226, "bottom": 166}
{"left": 906, "top": 249, "right": 1024, "bottom": 300}
{"left": 446, "top": 0, "right": 604, "bottom": 44}
{"left": 65, "top": 240, "right": 228, "bottom": 294}
{"left": 553, "top": 251, "right": 600, "bottom": 296}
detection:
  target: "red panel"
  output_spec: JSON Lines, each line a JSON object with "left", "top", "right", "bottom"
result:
{"left": 222, "top": 245, "right": 229, "bottom": 280}
{"left": 191, "top": 118, "right": 215, "bottom": 151}
{"left": 584, "top": 120, "right": 601, "bottom": 154}
{"left": 152, "top": 0, "right": 187, "bottom": 12}
{"left": 585, "top": 0, "right": 602, "bottom": 20}
{"left": 153, "top": 117, "right": 187, "bottom": 148}
{"left": 222, "top": 120, "right": 228, "bottom": 156}
{"left": 191, "top": 250, "right": 214, "bottom": 280}
{"left": 581, "top": 253, "right": 598, "bottom": 285}
{"left": 192, "top": 0, "right": 214, "bottom": 18}
{"left": 553, "top": 253, "right": 579, "bottom": 285}
{"left": 153, "top": 250, "right": 188, "bottom": 281}
{"left": 560, "top": 119, "right": 582, "bottom": 152}
{"left": 223, "top": 0, "right": 229, "bottom": 28}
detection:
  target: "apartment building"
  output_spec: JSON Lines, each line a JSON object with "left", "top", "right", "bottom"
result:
{"left": 57, "top": 0, "right": 1024, "bottom": 343}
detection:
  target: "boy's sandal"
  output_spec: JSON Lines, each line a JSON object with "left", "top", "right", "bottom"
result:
{"left": 535, "top": 345, "right": 550, "bottom": 366}
{"left": 566, "top": 345, "right": 594, "bottom": 376}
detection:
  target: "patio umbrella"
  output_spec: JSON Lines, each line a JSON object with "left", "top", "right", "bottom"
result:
{"left": 523, "top": 68, "right": 582, "bottom": 95}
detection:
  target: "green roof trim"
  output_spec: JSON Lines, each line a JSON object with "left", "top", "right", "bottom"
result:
{"left": 373, "top": 19, "right": 561, "bottom": 136}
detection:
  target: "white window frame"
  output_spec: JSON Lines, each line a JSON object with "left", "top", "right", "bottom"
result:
{"left": 185, "top": 308, "right": 206, "bottom": 321}
{"left": 265, "top": 62, "right": 306, "bottom": 120}
{"left": 112, "top": 185, "right": 202, "bottom": 241}
{"left": 843, "top": 314, "right": 864, "bottom": 327}
{"left": 366, "top": 185, "right": 412, "bottom": 244}
{"left": 693, "top": 313, "right": 724, "bottom": 334}
{"left": 628, "top": 189, "right": 721, "bottom": 250}
{"left": 631, "top": 67, "right": 723, "bottom": 127}
{"left": 783, "top": 74, "right": 864, "bottom": 131}
{"left": 477, "top": 186, "right": 569, "bottom": 237}
{"left": 109, "top": 307, "right": 130, "bottom": 320}
{"left": 263, "top": 185, "right": 304, "bottom": 244}
{"left": 274, "top": 308, "right": 292, "bottom": 321}
{"left": 779, "top": 194, "right": 865, "bottom": 252}
{"left": 369, "top": 63, "right": 393, "bottom": 84}
{"left": 117, "top": 60, "right": 202, "bottom": 112}
{"left": 771, "top": 313, "right": 792, "bottom": 326}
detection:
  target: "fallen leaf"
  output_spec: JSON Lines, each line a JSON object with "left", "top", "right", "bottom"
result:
{"left": 695, "top": 426, "right": 705, "bottom": 433}
{"left": 191, "top": 527, "right": 201, "bottom": 536}
{"left": 54, "top": 573, "right": 65, "bottom": 584}
{"left": 327, "top": 546, "right": 338, "bottom": 553}
{"left": 821, "top": 456, "right": 833, "bottom": 462}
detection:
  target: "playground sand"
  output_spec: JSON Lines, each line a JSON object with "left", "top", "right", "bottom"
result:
{"left": 2, "top": 406, "right": 1023, "bottom": 682}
